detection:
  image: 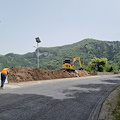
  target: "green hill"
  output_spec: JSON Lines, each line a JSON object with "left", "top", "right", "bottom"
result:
{"left": 0, "top": 39, "right": 120, "bottom": 70}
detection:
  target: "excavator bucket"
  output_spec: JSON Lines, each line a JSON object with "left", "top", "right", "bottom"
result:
{"left": 79, "top": 68, "right": 84, "bottom": 70}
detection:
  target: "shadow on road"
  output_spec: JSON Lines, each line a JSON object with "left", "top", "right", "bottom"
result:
{"left": 0, "top": 78, "right": 120, "bottom": 120}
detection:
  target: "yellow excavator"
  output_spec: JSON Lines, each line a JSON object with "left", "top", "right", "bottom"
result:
{"left": 62, "top": 57, "right": 83, "bottom": 71}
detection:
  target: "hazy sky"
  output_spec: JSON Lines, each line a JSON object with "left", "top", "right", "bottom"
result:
{"left": 0, "top": 0, "right": 120, "bottom": 55}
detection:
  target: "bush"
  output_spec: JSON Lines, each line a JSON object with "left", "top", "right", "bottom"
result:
{"left": 85, "top": 57, "right": 118, "bottom": 72}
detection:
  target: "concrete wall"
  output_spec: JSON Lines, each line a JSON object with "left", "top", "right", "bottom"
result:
{"left": 89, "top": 72, "right": 114, "bottom": 75}
{"left": 97, "top": 72, "right": 114, "bottom": 75}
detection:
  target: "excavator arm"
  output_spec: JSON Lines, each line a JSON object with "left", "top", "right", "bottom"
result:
{"left": 71, "top": 57, "right": 83, "bottom": 69}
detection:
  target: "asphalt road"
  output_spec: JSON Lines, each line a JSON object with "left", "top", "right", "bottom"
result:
{"left": 0, "top": 75, "right": 120, "bottom": 120}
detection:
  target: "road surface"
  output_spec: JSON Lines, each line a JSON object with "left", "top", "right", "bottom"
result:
{"left": 0, "top": 75, "right": 120, "bottom": 120}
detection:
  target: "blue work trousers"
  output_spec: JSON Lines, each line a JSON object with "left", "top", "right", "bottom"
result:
{"left": 1, "top": 73, "right": 7, "bottom": 88}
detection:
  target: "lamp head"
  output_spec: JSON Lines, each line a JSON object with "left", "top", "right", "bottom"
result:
{"left": 35, "top": 37, "right": 41, "bottom": 43}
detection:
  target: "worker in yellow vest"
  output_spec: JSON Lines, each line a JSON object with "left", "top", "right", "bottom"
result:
{"left": 1, "top": 68, "right": 10, "bottom": 89}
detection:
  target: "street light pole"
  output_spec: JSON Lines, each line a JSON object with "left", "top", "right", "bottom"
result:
{"left": 35, "top": 37, "right": 41, "bottom": 68}
{"left": 37, "top": 42, "right": 39, "bottom": 68}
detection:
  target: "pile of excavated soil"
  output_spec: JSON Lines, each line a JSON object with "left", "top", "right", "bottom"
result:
{"left": 8, "top": 67, "right": 90, "bottom": 83}
{"left": 77, "top": 70, "right": 90, "bottom": 77}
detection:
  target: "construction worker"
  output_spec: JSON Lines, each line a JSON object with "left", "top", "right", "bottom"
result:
{"left": 1, "top": 68, "right": 10, "bottom": 89}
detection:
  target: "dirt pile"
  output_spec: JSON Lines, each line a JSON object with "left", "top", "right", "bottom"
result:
{"left": 77, "top": 70, "right": 90, "bottom": 77}
{"left": 8, "top": 67, "right": 90, "bottom": 83}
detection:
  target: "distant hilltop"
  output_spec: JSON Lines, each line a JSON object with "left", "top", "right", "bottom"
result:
{"left": 0, "top": 38, "right": 120, "bottom": 70}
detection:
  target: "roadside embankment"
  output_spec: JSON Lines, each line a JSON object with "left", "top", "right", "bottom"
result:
{"left": 99, "top": 86, "right": 120, "bottom": 120}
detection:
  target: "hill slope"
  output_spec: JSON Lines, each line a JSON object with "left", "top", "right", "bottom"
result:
{"left": 0, "top": 39, "right": 120, "bottom": 70}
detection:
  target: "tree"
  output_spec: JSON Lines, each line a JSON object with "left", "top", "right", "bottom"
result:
{"left": 85, "top": 57, "right": 117, "bottom": 72}
{"left": 88, "top": 57, "right": 107, "bottom": 72}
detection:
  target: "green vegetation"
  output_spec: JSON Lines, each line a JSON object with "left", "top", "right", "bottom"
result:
{"left": 84, "top": 57, "right": 118, "bottom": 72}
{"left": 0, "top": 39, "right": 120, "bottom": 71}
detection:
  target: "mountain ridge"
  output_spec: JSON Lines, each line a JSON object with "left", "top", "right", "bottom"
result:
{"left": 0, "top": 38, "right": 120, "bottom": 70}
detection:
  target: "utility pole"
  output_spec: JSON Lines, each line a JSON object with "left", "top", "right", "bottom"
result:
{"left": 83, "top": 44, "right": 87, "bottom": 68}
{"left": 35, "top": 37, "right": 41, "bottom": 68}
